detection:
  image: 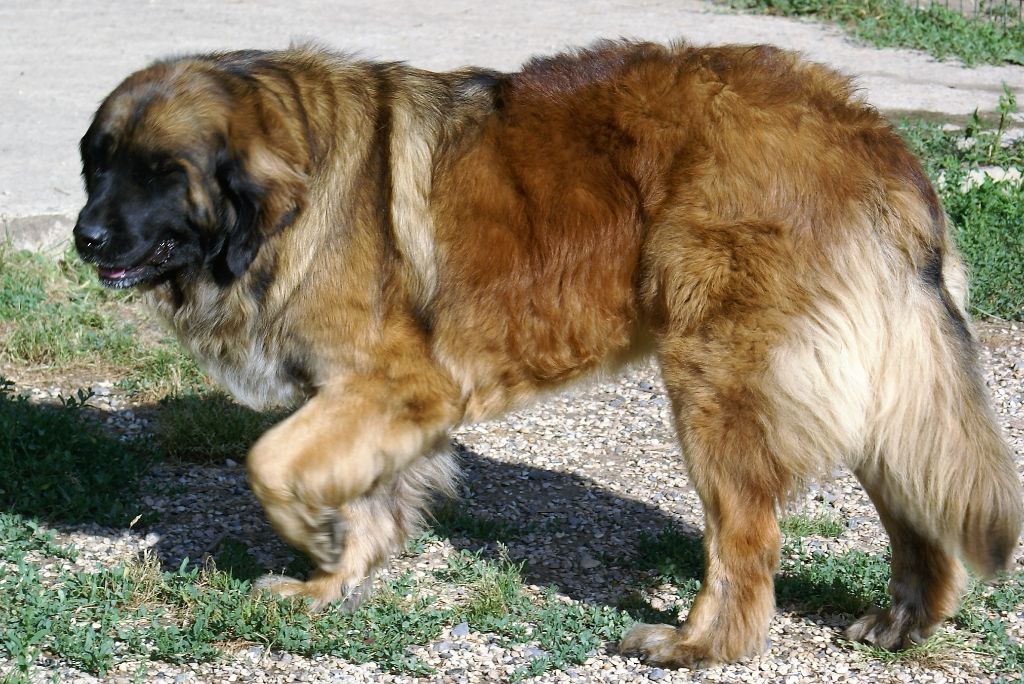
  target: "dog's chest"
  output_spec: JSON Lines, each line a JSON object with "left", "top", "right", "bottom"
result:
{"left": 146, "top": 287, "right": 305, "bottom": 411}
{"left": 197, "top": 338, "right": 302, "bottom": 410}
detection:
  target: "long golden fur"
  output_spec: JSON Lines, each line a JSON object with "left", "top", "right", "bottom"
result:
{"left": 74, "top": 41, "right": 1022, "bottom": 666}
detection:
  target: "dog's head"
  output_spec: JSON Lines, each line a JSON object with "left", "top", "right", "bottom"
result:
{"left": 74, "top": 54, "right": 310, "bottom": 288}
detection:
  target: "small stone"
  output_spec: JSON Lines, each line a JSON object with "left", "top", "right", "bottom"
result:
{"left": 225, "top": 458, "right": 238, "bottom": 467}
{"left": 846, "top": 516, "right": 868, "bottom": 529}
{"left": 579, "top": 550, "right": 601, "bottom": 570}
{"left": 648, "top": 668, "right": 669, "bottom": 681}
{"left": 524, "top": 646, "right": 547, "bottom": 659}
{"left": 451, "top": 622, "right": 470, "bottom": 638}
{"left": 432, "top": 640, "right": 454, "bottom": 653}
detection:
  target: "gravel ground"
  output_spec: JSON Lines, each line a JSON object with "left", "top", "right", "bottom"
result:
{"left": 2, "top": 321, "right": 1022, "bottom": 683}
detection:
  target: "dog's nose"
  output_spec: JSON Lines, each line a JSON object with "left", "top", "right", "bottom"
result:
{"left": 73, "top": 221, "right": 110, "bottom": 253}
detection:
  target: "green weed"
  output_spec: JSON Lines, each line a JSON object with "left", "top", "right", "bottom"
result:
{"left": 723, "top": 0, "right": 1024, "bottom": 65}
{"left": 0, "top": 527, "right": 630, "bottom": 680}
{"left": 779, "top": 511, "right": 846, "bottom": 540}
{"left": 847, "top": 632, "right": 971, "bottom": 669}
{"left": 776, "top": 546, "right": 890, "bottom": 615}
{"left": 435, "top": 548, "right": 633, "bottom": 679}
{"left": 210, "top": 537, "right": 267, "bottom": 582}
{"left": 897, "top": 91, "right": 1024, "bottom": 320}
{"left": 632, "top": 525, "right": 888, "bottom": 615}
{"left": 944, "top": 179, "right": 1024, "bottom": 319}
{"left": 632, "top": 527, "right": 704, "bottom": 605}
{"left": 956, "top": 573, "right": 1024, "bottom": 677}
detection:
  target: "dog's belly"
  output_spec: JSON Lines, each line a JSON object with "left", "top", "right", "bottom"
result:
{"left": 436, "top": 303, "right": 647, "bottom": 423}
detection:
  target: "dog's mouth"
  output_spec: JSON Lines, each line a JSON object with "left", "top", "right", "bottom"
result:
{"left": 95, "top": 239, "right": 178, "bottom": 288}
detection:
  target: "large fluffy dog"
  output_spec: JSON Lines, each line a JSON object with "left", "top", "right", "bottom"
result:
{"left": 74, "top": 41, "right": 1021, "bottom": 666}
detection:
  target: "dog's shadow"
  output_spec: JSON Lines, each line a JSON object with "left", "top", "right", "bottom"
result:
{"left": 158, "top": 442, "right": 873, "bottom": 624}
{"left": 146, "top": 439, "right": 699, "bottom": 613}
{"left": 3, "top": 392, "right": 873, "bottom": 626}
{"left": 437, "top": 442, "right": 700, "bottom": 610}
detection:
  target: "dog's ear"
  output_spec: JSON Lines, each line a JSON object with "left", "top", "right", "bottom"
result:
{"left": 214, "top": 102, "right": 309, "bottom": 280}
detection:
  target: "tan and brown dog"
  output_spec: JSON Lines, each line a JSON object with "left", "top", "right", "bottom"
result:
{"left": 73, "top": 41, "right": 1022, "bottom": 667}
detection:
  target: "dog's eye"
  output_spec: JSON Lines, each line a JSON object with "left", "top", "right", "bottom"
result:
{"left": 148, "top": 159, "right": 182, "bottom": 177}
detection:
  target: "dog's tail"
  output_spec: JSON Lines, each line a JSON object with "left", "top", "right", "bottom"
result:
{"left": 862, "top": 245, "right": 1022, "bottom": 576}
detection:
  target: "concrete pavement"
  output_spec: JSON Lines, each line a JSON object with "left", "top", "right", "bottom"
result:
{"left": 2, "top": 0, "right": 1022, "bottom": 249}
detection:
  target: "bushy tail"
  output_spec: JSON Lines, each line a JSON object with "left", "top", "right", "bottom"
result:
{"left": 947, "top": 384, "right": 1022, "bottom": 576}
{"left": 864, "top": 251, "right": 1022, "bottom": 576}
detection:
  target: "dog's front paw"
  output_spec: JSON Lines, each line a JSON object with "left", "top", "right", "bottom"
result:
{"left": 619, "top": 623, "right": 717, "bottom": 668}
{"left": 620, "top": 620, "right": 769, "bottom": 668}
{"left": 254, "top": 571, "right": 375, "bottom": 612}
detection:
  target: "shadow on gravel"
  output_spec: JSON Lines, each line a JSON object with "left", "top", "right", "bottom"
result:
{"left": 3, "top": 386, "right": 878, "bottom": 627}
{"left": 440, "top": 443, "right": 700, "bottom": 608}
{"left": 0, "top": 383, "right": 155, "bottom": 527}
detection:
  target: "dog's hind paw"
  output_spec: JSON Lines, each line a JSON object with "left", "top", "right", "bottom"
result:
{"left": 845, "top": 608, "right": 932, "bottom": 651}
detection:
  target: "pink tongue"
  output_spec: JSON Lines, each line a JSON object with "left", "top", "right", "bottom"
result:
{"left": 99, "top": 267, "right": 127, "bottom": 280}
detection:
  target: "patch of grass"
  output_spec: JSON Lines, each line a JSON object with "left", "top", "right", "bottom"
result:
{"left": 0, "top": 542, "right": 447, "bottom": 677}
{"left": 632, "top": 527, "right": 705, "bottom": 605}
{"left": 155, "top": 390, "right": 284, "bottom": 463}
{"left": 976, "top": 619, "right": 1024, "bottom": 678}
{"left": 210, "top": 537, "right": 266, "bottom": 582}
{"left": 431, "top": 501, "right": 529, "bottom": 542}
{"left": 0, "top": 512, "right": 77, "bottom": 564}
{"left": 956, "top": 573, "right": 1024, "bottom": 677}
{"left": 632, "top": 525, "right": 888, "bottom": 615}
{"left": 435, "top": 548, "right": 633, "bottom": 680}
{"left": 898, "top": 88, "right": 1024, "bottom": 174}
{"left": 462, "top": 556, "right": 525, "bottom": 626}
{"left": 779, "top": 511, "right": 846, "bottom": 540}
{"left": 944, "top": 178, "right": 1024, "bottom": 319}
{"left": 122, "top": 346, "right": 205, "bottom": 398}
{"left": 0, "top": 378, "right": 152, "bottom": 526}
{"left": 897, "top": 90, "right": 1024, "bottom": 320}
{"left": 0, "top": 523, "right": 630, "bottom": 681}
{"left": 847, "top": 631, "right": 970, "bottom": 669}
{"left": 982, "top": 573, "right": 1024, "bottom": 614}
{"left": 0, "top": 247, "right": 205, "bottom": 397}
{"left": 331, "top": 572, "right": 451, "bottom": 674}
{"left": 776, "top": 546, "right": 890, "bottom": 615}
{"left": 723, "top": 0, "right": 1024, "bottom": 66}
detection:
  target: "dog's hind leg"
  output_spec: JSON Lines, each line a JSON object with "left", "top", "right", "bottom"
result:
{"left": 845, "top": 259, "right": 1022, "bottom": 648}
{"left": 844, "top": 462, "right": 966, "bottom": 649}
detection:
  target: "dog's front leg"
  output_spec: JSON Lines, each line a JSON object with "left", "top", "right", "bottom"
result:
{"left": 247, "top": 372, "right": 461, "bottom": 608}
